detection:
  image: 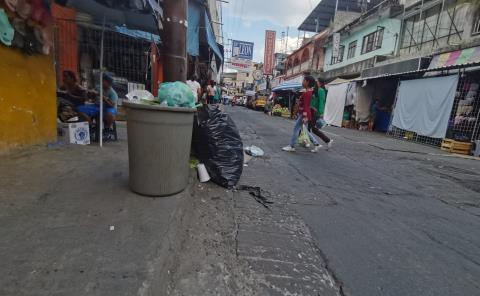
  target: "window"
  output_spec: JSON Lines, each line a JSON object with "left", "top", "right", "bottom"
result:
{"left": 331, "top": 45, "right": 345, "bottom": 65}
{"left": 362, "top": 27, "right": 384, "bottom": 54}
{"left": 347, "top": 41, "right": 357, "bottom": 59}
{"left": 473, "top": 12, "right": 480, "bottom": 35}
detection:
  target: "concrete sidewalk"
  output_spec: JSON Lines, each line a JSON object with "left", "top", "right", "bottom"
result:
{"left": 316, "top": 124, "right": 478, "bottom": 160}
{"left": 0, "top": 124, "right": 262, "bottom": 296}
{"left": 0, "top": 126, "right": 180, "bottom": 295}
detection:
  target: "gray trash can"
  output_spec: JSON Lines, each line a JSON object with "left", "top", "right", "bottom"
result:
{"left": 124, "top": 102, "right": 196, "bottom": 196}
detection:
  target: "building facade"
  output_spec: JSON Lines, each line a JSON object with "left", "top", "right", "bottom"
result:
{"left": 323, "top": 2, "right": 403, "bottom": 79}
{"left": 283, "top": 30, "right": 329, "bottom": 82}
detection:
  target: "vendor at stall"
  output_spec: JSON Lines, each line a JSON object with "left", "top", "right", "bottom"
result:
{"left": 58, "top": 71, "right": 87, "bottom": 107}
{"left": 57, "top": 71, "right": 89, "bottom": 122}
{"left": 77, "top": 73, "right": 118, "bottom": 137}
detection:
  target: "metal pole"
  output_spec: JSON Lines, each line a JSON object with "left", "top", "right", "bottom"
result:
{"left": 285, "top": 26, "right": 289, "bottom": 53}
{"left": 334, "top": 0, "right": 339, "bottom": 20}
{"left": 297, "top": 30, "right": 300, "bottom": 49}
{"left": 99, "top": 17, "right": 105, "bottom": 147}
{"left": 163, "top": 0, "right": 188, "bottom": 82}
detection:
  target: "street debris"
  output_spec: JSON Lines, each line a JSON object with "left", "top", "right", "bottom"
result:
{"left": 237, "top": 185, "right": 274, "bottom": 209}
{"left": 126, "top": 89, "right": 155, "bottom": 104}
{"left": 190, "top": 157, "right": 199, "bottom": 169}
{"left": 109, "top": 226, "right": 115, "bottom": 231}
{"left": 192, "top": 105, "right": 244, "bottom": 188}
{"left": 158, "top": 81, "right": 196, "bottom": 108}
{"left": 245, "top": 145, "right": 264, "bottom": 157}
{"left": 197, "top": 163, "right": 211, "bottom": 183}
{"left": 125, "top": 82, "right": 196, "bottom": 108}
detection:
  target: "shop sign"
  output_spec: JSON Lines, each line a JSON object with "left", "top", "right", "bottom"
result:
{"left": 232, "top": 40, "right": 254, "bottom": 60}
{"left": 228, "top": 58, "right": 253, "bottom": 72}
{"left": 332, "top": 33, "right": 341, "bottom": 58}
{"left": 263, "top": 30, "right": 276, "bottom": 75}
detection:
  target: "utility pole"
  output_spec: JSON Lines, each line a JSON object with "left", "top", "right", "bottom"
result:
{"left": 162, "top": 0, "right": 187, "bottom": 82}
{"left": 285, "top": 26, "right": 289, "bottom": 53}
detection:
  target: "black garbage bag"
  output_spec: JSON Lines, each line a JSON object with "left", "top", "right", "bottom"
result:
{"left": 192, "top": 105, "right": 244, "bottom": 188}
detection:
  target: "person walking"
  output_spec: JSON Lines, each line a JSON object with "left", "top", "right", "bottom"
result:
{"left": 282, "top": 76, "right": 320, "bottom": 152}
{"left": 309, "top": 78, "right": 333, "bottom": 152}
{"left": 207, "top": 80, "right": 215, "bottom": 104}
{"left": 213, "top": 82, "right": 222, "bottom": 104}
{"left": 186, "top": 75, "right": 202, "bottom": 103}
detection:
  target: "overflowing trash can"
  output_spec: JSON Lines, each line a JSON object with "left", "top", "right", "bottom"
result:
{"left": 124, "top": 101, "right": 196, "bottom": 196}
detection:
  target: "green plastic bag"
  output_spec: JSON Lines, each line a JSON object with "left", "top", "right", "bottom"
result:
{"left": 158, "top": 81, "right": 195, "bottom": 108}
{"left": 298, "top": 124, "right": 312, "bottom": 147}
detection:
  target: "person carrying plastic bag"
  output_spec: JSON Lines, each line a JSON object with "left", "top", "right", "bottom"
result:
{"left": 282, "top": 75, "right": 320, "bottom": 152}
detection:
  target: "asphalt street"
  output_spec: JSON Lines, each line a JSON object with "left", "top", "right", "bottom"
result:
{"left": 227, "top": 105, "right": 480, "bottom": 296}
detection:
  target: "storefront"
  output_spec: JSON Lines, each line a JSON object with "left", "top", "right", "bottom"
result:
{"left": 386, "top": 47, "right": 480, "bottom": 153}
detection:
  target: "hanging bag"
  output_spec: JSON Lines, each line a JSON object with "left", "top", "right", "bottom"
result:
{"left": 298, "top": 124, "right": 312, "bottom": 147}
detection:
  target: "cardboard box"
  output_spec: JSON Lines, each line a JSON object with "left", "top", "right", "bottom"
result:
{"left": 58, "top": 122, "right": 90, "bottom": 145}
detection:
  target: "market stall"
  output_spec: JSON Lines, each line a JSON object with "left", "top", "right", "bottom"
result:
{"left": 271, "top": 81, "right": 303, "bottom": 118}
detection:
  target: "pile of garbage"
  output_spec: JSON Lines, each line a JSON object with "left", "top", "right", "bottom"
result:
{"left": 192, "top": 105, "right": 244, "bottom": 188}
{"left": 126, "top": 81, "right": 196, "bottom": 108}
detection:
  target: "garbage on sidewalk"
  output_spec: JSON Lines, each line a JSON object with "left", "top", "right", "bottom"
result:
{"left": 125, "top": 82, "right": 196, "bottom": 108}
{"left": 125, "top": 89, "right": 155, "bottom": 104}
{"left": 245, "top": 145, "right": 264, "bottom": 157}
{"left": 192, "top": 105, "right": 244, "bottom": 188}
{"left": 158, "top": 82, "right": 196, "bottom": 108}
{"left": 197, "top": 163, "right": 211, "bottom": 183}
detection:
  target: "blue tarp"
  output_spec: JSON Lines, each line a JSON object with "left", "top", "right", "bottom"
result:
{"left": 204, "top": 11, "right": 223, "bottom": 62}
{"left": 272, "top": 82, "right": 302, "bottom": 92}
{"left": 114, "top": 26, "right": 161, "bottom": 43}
{"left": 187, "top": 0, "right": 202, "bottom": 56}
{"left": 61, "top": 0, "right": 160, "bottom": 34}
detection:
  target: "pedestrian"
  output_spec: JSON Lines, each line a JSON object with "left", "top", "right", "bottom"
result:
{"left": 186, "top": 75, "right": 202, "bottom": 103}
{"left": 213, "top": 82, "right": 222, "bottom": 104}
{"left": 309, "top": 78, "right": 333, "bottom": 152}
{"left": 282, "top": 75, "right": 320, "bottom": 152}
{"left": 207, "top": 80, "right": 215, "bottom": 104}
{"left": 77, "top": 73, "right": 118, "bottom": 141}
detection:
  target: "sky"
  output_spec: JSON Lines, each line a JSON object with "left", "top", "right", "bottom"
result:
{"left": 222, "top": 0, "right": 321, "bottom": 70}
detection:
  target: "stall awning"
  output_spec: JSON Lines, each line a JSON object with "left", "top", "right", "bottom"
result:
{"left": 429, "top": 46, "right": 480, "bottom": 69}
{"left": 58, "top": 0, "right": 161, "bottom": 34}
{"left": 114, "top": 26, "right": 161, "bottom": 43}
{"left": 272, "top": 82, "right": 302, "bottom": 92}
{"left": 204, "top": 11, "right": 223, "bottom": 62}
{"left": 361, "top": 57, "right": 430, "bottom": 80}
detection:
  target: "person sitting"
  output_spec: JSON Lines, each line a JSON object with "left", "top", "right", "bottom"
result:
{"left": 77, "top": 73, "right": 118, "bottom": 140}
{"left": 58, "top": 70, "right": 87, "bottom": 107}
{"left": 57, "top": 71, "right": 88, "bottom": 122}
